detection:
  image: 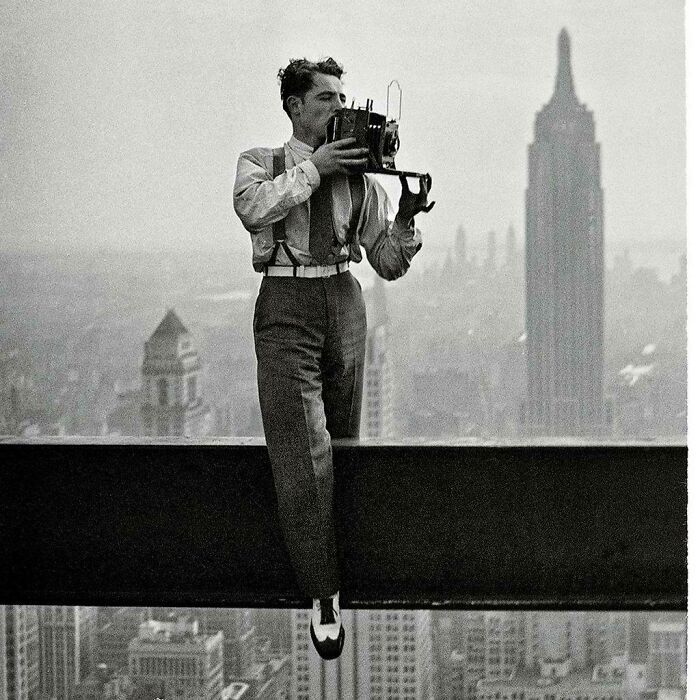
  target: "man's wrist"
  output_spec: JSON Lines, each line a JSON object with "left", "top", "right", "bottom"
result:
{"left": 299, "top": 159, "right": 321, "bottom": 190}
{"left": 395, "top": 212, "right": 414, "bottom": 229}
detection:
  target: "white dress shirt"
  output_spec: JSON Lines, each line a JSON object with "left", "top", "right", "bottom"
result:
{"left": 233, "top": 136, "right": 422, "bottom": 280}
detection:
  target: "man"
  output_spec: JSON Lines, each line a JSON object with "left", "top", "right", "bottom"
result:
{"left": 233, "top": 57, "right": 433, "bottom": 660}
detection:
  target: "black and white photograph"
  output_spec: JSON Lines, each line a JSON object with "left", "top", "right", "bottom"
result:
{"left": 1, "top": 1, "right": 689, "bottom": 698}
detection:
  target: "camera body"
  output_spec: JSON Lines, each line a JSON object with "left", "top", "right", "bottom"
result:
{"left": 326, "top": 107, "right": 400, "bottom": 173}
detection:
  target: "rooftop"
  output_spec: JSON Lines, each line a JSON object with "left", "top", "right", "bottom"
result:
{"left": 149, "top": 309, "right": 189, "bottom": 340}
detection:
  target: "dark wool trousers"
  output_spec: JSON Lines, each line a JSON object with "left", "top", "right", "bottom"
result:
{"left": 253, "top": 270, "right": 366, "bottom": 599}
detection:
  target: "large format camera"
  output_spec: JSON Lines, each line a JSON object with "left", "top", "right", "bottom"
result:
{"left": 325, "top": 81, "right": 425, "bottom": 179}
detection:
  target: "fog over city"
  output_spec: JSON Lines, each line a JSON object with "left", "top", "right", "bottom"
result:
{"left": 0, "top": 0, "right": 688, "bottom": 442}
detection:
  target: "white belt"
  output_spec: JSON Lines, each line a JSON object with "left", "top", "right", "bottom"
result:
{"left": 263, "top": 261, "right": 349, "bottom": 278}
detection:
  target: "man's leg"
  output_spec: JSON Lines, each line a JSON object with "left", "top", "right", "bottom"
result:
{"left": 322, "top": 271, "right": 367, "bottom": 439}
{"left": 254, "top": 276, "right": 340, "bottom": 600}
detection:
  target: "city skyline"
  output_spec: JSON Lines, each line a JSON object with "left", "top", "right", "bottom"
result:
{"left": 0, "top": 222, "right": 686, "bottom": 441}
{"left": 2, "top": 606, "right": 687, "bottom": 699}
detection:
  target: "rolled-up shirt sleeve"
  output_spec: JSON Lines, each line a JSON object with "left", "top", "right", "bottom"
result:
{"left": 233, "top": 149, "right": 320, "bottom": 232}
{"left": 357, "top": 177, "right": 423, "bottom": 281}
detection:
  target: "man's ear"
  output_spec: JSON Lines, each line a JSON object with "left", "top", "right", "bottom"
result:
{"left": 287, "top": 95, "right": 302, "bottom": 116}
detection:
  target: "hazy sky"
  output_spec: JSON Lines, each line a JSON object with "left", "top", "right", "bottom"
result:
{"left": 0, "top": 0, "right": 686, "bottom": 263}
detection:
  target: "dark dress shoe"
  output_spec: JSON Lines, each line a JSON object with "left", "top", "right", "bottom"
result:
{"left": 309, "top": 597, "right": 345, "bottom": 660}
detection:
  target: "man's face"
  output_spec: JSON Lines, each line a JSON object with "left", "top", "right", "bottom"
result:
{"left": 292, "top": 72, "right": 346, "bottom": 145}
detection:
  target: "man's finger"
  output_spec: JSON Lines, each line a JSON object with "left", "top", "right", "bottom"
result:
{"left": 331, "top": 137, "right": 358, "bottom": 148}
{"left": 423, "top": 200, "right": 436, "bottom": 213}
{"left": 337, "top": 148, "right": 369, "bottom": 157}
{"left": 340, "top": 157, "right": 370, "bottom": 166}
{"left": 426, "top": 172, "right": 432, "bottom": 192}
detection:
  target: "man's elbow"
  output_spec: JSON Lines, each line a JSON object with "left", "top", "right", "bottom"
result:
{"left": 375, "top": 264, "right": 407, "bottom": 282}
{"left": 233, "top": 195, "right": 259, "bottom": 231}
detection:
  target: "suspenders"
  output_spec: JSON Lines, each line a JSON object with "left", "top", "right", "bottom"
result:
{"left": 266, "top": 146, "right": 365, "bottom": 273}
{"left": 268, "top": 147, "right": 300, "bottom": 270}
{"left": 347, "top": 173, "right": 365, "bottom": 249}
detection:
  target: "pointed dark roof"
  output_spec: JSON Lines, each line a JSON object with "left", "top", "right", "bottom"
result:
{"left": 553, "top": 28, "right": 578, "bottom": 103}
{"left": 150, "top": 309, "right": 189, "bottom": 339}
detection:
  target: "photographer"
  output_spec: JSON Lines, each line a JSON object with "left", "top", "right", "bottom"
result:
{"left": 233, "top": 56, "right": 433, "bottom": 660}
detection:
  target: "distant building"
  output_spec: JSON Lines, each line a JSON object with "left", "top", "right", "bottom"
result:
{"left": 484, "top": 230, "right": 496, "bottom": 272}
{"left": 647, "top": 618, "right": 686, "bottom": 691}
{"left": 140, "top": 309, "right": 212, "bottom": 437}
{"left": 436, "top": 612, "right": 519, "bottom": 700}
{"left": 102, "top": 672, "right": 133, "bottom": 700}
{"left": 458, "top": 612, "right": 521, "bottom": 681}
{"left": 96, "top": 607, "right": 150, "bottom": 675}
{"left": 105, "top": 381, "right": 142, "bottom": 437}
{"left": 523, "top": 611, "right": 631, "bottom": 672}
{"left": 629, "top": 612, "right": 652, "bottom": 664}
{"left": 0, "top": 347, "right": 23, "bottom": 435}
{"left": 238, "top": 653, "right": 290, "bottom": 700}
{"left": 253, "top": 610, "right": 292, "bottom": 658}
{"left": 358, "top": 610, "right": 433, "bottom": 699}
{"left": 190, "top": 609, "right": 256, "bottom": 683}
{"left": 38, "top": 606, "right": 97, "bottom": 700}
{"left": 444, "top": 651, "right": 481, "bottom": 700}
{"left": 71, "top": 669, "right": 113, "bottom": 700}
{"left": 505, "top": 224, "right": 517, "bottom": 270}
{"left": 222, "top": 681, "right": 251, "bottom": 699}
{"left": 290, "top": 609, "right": 433, "bottom": 699}
{"left": 476, "top": 659, "right": 626, "bottom": 700}
{"left": 1, "top": 605, "right": 40, "bottom": 700}
{"left": 525, "top": 29, "right": 605, "bottom": 436}
{"left": 362, "top": 280, "right": 395, "bottom": 438}
{"left": 411, "top": 362, "right": 490, "bottom": 438}
{"left": 128, "top": 617, "right": 223, "bottom": 700}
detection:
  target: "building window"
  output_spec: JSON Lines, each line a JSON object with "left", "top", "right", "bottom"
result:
{"left": 187, "top": 375, "right": 197, "bottom": 403}
{"left": 158, "top": 378, "right": 168, "bottom": 406}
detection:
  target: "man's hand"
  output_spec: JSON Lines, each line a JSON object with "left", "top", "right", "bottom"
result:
{"left": 396, "top": 173, "right": 435, "bottom": 226}
{"left": 309, "top": 137, "right": 369, "bottom": 177}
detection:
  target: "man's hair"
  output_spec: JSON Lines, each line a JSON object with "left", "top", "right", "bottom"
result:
{"left": 277, "top": 57, "right": 345, "bottom": 118}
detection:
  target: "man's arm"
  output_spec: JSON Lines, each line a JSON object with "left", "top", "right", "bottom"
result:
{"left": 233, "top": 148, "right": 320, "bottom": 232}
{"left": 359, "top": 175, "right": 433, "bottom": 281}
{"left": 233, "top": 140, "right": 369, "bottom": 233}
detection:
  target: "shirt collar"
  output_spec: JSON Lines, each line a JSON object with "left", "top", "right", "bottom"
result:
{"left": 287, "top": 135, "right": 315, "bottom": 159}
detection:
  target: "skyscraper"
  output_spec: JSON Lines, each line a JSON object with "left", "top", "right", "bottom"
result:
{"left": 38, "top": 606, "right": 97, "bottom": 700}
{"left": 140, "top": 309, "right": 211, "bottom": 437}
{"left": 290, "top": 609, "right": 433, "bottom": 699}
{"left": 505, "top": 224, "right": 517, "bottom": 270}
{"left": 361, "top": 280, "right": 394, "bottom": 438}
{"left": 1, "top": 606, "right": 40, "bottom": 700}
{"left": 647, "top": 617, "right": 686, "bottom": 691}
{"left": 525, "top": 29, "right": 605, "bottom": 436}
{"left": 192, "top": 609, "right": 256, "bottom": 682}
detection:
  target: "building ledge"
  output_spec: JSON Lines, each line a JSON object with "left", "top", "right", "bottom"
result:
{"left": 0, "top": 439, "right": 686, "bottom": 610}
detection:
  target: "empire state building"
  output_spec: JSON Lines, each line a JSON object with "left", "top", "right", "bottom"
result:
{"left": 525, "top": 29, "right": 605, "bottom": 436}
